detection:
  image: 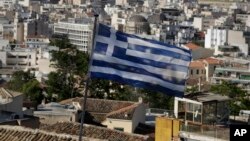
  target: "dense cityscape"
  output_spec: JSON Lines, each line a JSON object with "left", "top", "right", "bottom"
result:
{"left": 0, "top": 0, "right": 250, "bottom": 140}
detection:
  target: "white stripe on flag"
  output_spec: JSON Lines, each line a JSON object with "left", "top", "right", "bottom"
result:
{"left": 127, "top": 37, "right": 191, "bottom": 56}
{"left": 92, "top": 53, "right": 188, "bottom": 80}
{"left": 95, "top": 35, "right": 128, "bottom": 48}
{"left": 90, "top": 66, "right": 185, "bottom": 92}
{"left": 126, "top": 49, "right": 190, "bottom": 67}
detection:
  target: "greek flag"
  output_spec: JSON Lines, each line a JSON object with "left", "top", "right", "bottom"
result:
{"left": 90, "top": 24, "right": 191, "bottom": 97}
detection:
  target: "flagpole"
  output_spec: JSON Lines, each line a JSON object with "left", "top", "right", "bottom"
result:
{"left": 78, "top": 14, "right": 99, "bottom": 141}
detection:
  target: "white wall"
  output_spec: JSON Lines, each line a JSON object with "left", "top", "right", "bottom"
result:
{"left": 132, "top": 104, "right": 146, "bottom": 132}
{"left": 103, "top": 119, "right": 133, "bottom": 133}
{"left": 205, "top": 28, "right": 227, "bottom": 55}
{"left": 228, "top": 30, "right": 249, "bottom": 56}
{"left": 0, "top": 51, "right": 7, "bottom": 67}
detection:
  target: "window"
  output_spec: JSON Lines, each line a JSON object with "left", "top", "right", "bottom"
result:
{"left": 196, "top": 69, "right": 199, "bottom": 74}
{"left": 114, "top": 127, "right": 124, "bottom": 131}
{"left": 190, "top": 69, "right": 193, "bottom": 75}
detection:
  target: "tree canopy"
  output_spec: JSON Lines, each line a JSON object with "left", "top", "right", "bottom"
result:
{"left": 211, "top": 81, "right": 250, "bottom": 115}
{"left": 7, "top": 70, "right": 44, "bottom": 104}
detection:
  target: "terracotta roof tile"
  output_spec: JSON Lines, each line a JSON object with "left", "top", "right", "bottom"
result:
{"left": 0, "top": 125, "right": 99, "bottom": 141}
{"left": 60, "top": 98, "right": 139, "bottom": 121}
{"left": 184, "top": 43, "right": 200, "bottom": 50}
{"left": 189, "top": 61, "right": 205, "bottom": 68}
{"left": 39, "top": 122, "right": 150, "bottom": 141}
{"left": 202, "top": 57, "right": 221, "bottom": 65}
{"left": 106, "top": 103, "right": 140, "bottom": 120}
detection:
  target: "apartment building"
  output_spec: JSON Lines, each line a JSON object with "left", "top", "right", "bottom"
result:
{"left": 205, "top": 27, "right": 228, "bottom": 55}
{"left": 0, "top": 0, "right": 16, "bottom": 8}
{"left": 26, "top": 35, "right": 50, "bottom": 48}
{"left": 198, "top": 0, "right": 242, "bottom": 9}
{"left": 0, "top": 47, "right": 37, "bottom": 69}
{"left": 54, "top": 18, "right": 93, "bottom": 52}
{"left": 193, "top": 16, "right": 215, "bottom": 31}
{"left": 205, "top": 27, "right": 250, "bottom": 56}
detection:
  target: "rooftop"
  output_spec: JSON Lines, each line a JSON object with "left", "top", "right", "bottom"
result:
{"left": 0, "top": 88, "right": 22, "bottom": 100}
{"left": 202, "top": 57, "right": 221, "bottom": 65}
{"left": 189, "top": 61, "right": 205, "bottom": 68}
{"left": 39, "top": 122, "right": 151, "bottom": 141}
{"left": 60, "top": 18, "right": 92, "bottom": 24}
{"left": 185, "top": 92, "right": 230, "bottom": 102}
{"left": 184, "top": 43, "right": 200, "bottom": 50}
{"left": 0, "top": 125, "right": 100, "bottom": 141}
{"left": 60, "top": 98, "right": 141, "bottom": 122}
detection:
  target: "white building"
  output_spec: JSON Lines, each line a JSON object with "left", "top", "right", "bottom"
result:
{"left": 0, "top": 47, "right": 37, "bottom": 70}
{"left": 158, "top": 0, "right": 184, "bottom": 9}
{"left": 0, "top": 0, "right": 16, "bottom": 8}
{"left": 193, "top": 16, "right": 215, "bottom": 31}
{"left": 54, "top": 18, "right": 93, "bottom": 52}
{"left": 205, "top": 27, "right": 227, "bottom": 55}
{"left": 26, "top": 35, "right": 50, "bottom": 48}
{"left": 0, "top": 88, "right": 23, "bottom": 119}
{"left": 205, "top": 27, "right": 249, "bottom": 56}
{"left": 18, "top": 0, "right": 30, "bottom": 7}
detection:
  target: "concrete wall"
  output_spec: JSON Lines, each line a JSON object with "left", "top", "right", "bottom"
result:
{"left": 132, "top": 104, "right": 146, "bottom": 132}
{"left": 35, "top": 113, "right": 77, "bottom": 124}
{"left": 103, "top": 118, "right": 133, "bottom": 133}
{"left": 228, "top": 30, "right": 248, "bottom": 56}
{"left": 192, "top": 48, "right": 214, "bottom": 60}
{"left": 0, "top": 94, "right": 23, "bottom": 118}
{"left": 0, "top": 51, "right": 7, "bottom": 67}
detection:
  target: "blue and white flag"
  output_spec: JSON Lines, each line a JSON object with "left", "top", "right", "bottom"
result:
{"left": 90, "top": 24, "right": 192, "bottom": 97}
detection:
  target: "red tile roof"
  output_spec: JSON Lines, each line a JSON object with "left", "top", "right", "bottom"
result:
{"left": 189, "top": 61, "right": 205, "bottom": 68}
{"left": 184, "top": 43, "right": 200, "bottom": 50}
{"left": 0, "top": 125, "right": 84, "bottom": 141}
{"left": 60, "top": 98, "right": 140, "bottom": 121}
{"left": 202, "top": 57, "right": 221, "bottom": 65}
{"left": 39, "top": 122, "right": 150, "bottom": 141}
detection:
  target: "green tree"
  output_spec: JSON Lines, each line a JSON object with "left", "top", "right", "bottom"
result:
{"left": 22, "top": 79, "right": 44, "bottom": 104}
{"left": 7, "top": 70, "right": 44, "bottom": 104}
{"left": 211, "top": 81, "right": 249, "bottom": 115}
{"left": 139, "top": 89, "right": 174, "bottom": 109}
{"left": 7, "top": 70, "right": 34, "bottom": 92}
{"left": 89, "top": 79, "right": 137, "bottom": 101}
{"left": 46, "top": 37, "right": 89, "bottom": 101}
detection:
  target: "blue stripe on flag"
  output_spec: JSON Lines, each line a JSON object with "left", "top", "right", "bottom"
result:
{"left": 91, "top": 72, "right": 184, "bottom": 97}
{"left": 112, "top": 46, "right": 189, "bottom": 72}
{"left": 98, "top": 24, "right": 111, "bottom": 37}
{"left": 95, "top": 42, "right": 108, "bottom": 55}
{"left": 92, "top": 60, "right": 186, "bottom": 85}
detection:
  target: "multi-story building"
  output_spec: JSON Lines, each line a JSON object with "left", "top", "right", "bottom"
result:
{"left": 0, "top": 0, "right": 16, "bottom": 8}
{"left": 212, "top": 65, "right": 250, "bottom": 87}
{"left": 0, "top": 47, "right": 37, "bottom": 70}
{"left": 205, "top": 27, "right": 228, "bottom": 55}
{"left": 193, "top": 16, "right": 215, "bottom": 31}
{"left": 18, "top": 0, "right": 30, "bottom": 7}
{"left": 198, "top": 0, "right": 243, "bottom": 9}
{"left": 205, "top": 27, "right": 250, "bottom": 56}
{"left": 25, "top": 35, "right": 50, "bottom": 48}
{"left": 54, "top": 18, "right": 93, "bottom": 52}
{"left": 23, "top": 19, "right": 51, "bottom": 41}
{"left": 0, "top": 16, "right": 14, "bottom": 41}
{"left": 235, "top": 14, "right": 250, "bottom": 25}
